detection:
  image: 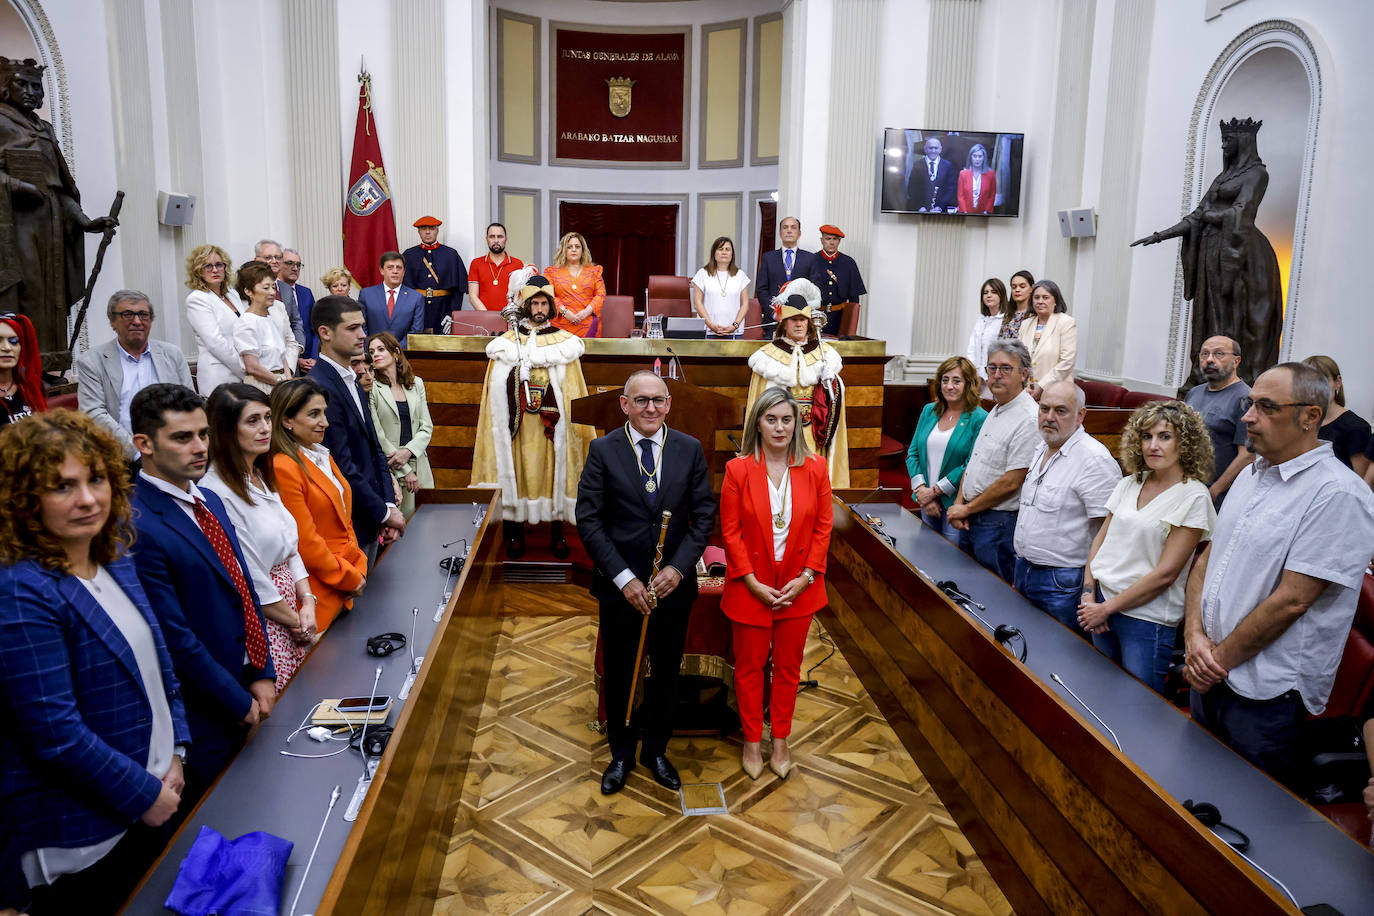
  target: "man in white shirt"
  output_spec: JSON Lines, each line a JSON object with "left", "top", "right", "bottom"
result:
{"left": 75, "top": 290, "right": 194, "bottom": 460}
{"left": 948, "top": 339, "right": 1040, "bottom": 581}
{"left": 1011, "top": 380, "right": 1121, "bottom": 629}
{"left": 1184, "top": 362, "right": 1374, "bottom": 792}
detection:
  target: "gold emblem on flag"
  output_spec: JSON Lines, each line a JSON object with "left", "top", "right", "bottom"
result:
{"left": 606, "top": 77, "right": 635, "bottom": 118}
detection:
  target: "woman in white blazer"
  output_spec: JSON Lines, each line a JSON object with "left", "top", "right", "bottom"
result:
{"left": 184, "top": 243, "right": 246, "bottom": 396}
{"left": 1019, "top": 279, "right": 1077, "bottom": 397}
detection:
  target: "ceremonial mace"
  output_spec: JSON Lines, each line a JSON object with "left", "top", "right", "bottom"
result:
{"left": 68, "top": 190, "right": 124, "bottom": 353}
{"left": 626, "top": 510, "right": 672, "bottom": 727}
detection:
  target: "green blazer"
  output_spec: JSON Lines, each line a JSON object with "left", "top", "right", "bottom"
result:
{"left": 904, "top": 402, "right": 987, "bottom": 509}
{"left": 369, "top": 377, "right": 435, "bottom": 516}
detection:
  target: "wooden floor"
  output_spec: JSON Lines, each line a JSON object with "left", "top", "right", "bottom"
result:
{"left": 435, "top": 585, "right": 1013, "bottom": 915}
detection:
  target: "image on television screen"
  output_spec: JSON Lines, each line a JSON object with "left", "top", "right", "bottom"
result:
{"left": 880, "top": 128, "right": 1025, "bottom": 217}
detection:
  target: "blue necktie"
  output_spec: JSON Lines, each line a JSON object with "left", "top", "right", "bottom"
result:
{"left": 639, "top": 438, "right": 657, "bottom": 495}
{"left": 783, "top": 248, "right": 794, "bottom": 277}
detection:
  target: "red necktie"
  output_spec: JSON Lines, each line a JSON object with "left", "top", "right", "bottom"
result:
{"left": 193, "top": 498, "right": 270, "bottom": 670}
{"left": 387, "top": 288, "right": 396, "bottom": 319}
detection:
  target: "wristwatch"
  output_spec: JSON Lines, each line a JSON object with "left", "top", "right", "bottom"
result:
{"left": 803, "top": 569, "right": 816, "bottom": 585}
{"left": 173, "top": 745, "right": 188, "bottom": 763}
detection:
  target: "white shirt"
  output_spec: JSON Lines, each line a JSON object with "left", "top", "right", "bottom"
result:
{"left": 137, "top": 470, "right": 206, "bottom": 523}
{"left": 300, "top": 443, "right": 346, "bottom": 497}
{"left": 964, "top": 315, "right": 1004, "bottom": 394}
{"left": 22, "top": 566, "right": 175, "bottom": 886}
{"left": 960, "top": 390, "right": 1039, "bottom": 511}
{"left": 1013, "top": 427, "right": 1121, "bottom": 566}
{"left": 1091, "top": 475, "right": 1215, "bottom": 625}
{"left": 924, "top": 424, "right": 953, "bottom": 495}
{"left": 200, "top": 465, "right": 310, "bottom": 604}
{"left": 691, "top": 268, "right": 751, "bottom": 327}
{"left": 612, "top": 424, "right": 667, "bottom": 590}
{"left": 768, "top": 467, "right": 793, "bottom": 561}
{"left": 234, "top": 310, "right": 290, "bottom": 372}
{"left": 1201, "top": 442, "right": 1374, "bottom": 713}
{"left": 971, "top": 171, "right": 983, "bottom": 206}
{"left": 117, "top": 343, "right": 160, "bottom": 432}
{"left": 319, "top": 351, "right": 366, "bottom": 419}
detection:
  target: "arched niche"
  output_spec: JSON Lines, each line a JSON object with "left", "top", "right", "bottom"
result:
{"left": 1166, "top": 20, "right": 1321, "bottom": 385}
{"left": 0, "top": 0, "right": 69, "bottom": 161}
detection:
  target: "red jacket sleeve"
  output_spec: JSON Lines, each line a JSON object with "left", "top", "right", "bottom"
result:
{"left": 804, "top": 458, "right": 833, "bottom": 574}
{"left": 720, "top": 459, "right": 753, "bottom": 579}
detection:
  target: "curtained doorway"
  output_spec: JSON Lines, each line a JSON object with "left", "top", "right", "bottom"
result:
{"left": 755, "top": 199, "right": 776, "bottom": 278}
{"left": 557, "top": 202, "right": 678, "bottom": 309}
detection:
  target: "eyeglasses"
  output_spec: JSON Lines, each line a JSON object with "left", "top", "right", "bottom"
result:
{"left": 985, "top": 364, "right": 1019, "bottom": 376}
{"left": 202, "top": 262, "right": 227, "bottom": 271}
{"left": 1240, "top": 396, "right": 1314, "bottom": 416}
{"left": 629, "top": 396, "right": 669, "bottom": 408}
{"left": 283, "top": 260, "right": 302, "bottom": 269}
{"left": 114, "top": 310, "right": 151, "bottom": 322}
{"left": 1197, "top": 349, "right": 1232, "bottom": 359}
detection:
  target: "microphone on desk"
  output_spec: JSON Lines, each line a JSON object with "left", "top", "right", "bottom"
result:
{"left": 447, "top": 319, "right": 493, "bottom": 336}
{"left": 442, "top": 536, "right": 468, "bottom": 551}
{"left": 399, "top": 607, "right": 423, "bottom": 699}
{"left": 663, "top": 346, "right": 689, "bottom": 384}
{"left": 356, "top": 665, "right": 384, "bottom": 777}
{"left": 1050, "top": 673, "right": 1122, "bottom": 751}
{"left": 727, "top": 433, "right": 740, "bottom": 451}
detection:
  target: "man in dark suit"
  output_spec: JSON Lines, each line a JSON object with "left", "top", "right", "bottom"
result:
{"left": 278, "top": 247, "right": 317, "bottom": 368}
{"left": 358, "top": 251, "right": 424, "bottom": 345}
{"left": 128, "top": 383, "right": 276, "bottom": 797}
{"left": 576, "top": 370, "right": 716, "bottom": 795}
{"left": 308, "top": 295, "right": 406, "bottom": 562}
{"left": 754, "top": 215, "right": 815, "bottom": 337}
{"left": 906, "top": 136, "right": 957, "bottom": 213}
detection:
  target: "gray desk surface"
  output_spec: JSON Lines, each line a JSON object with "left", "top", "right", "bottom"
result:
{"left": 847, "top": 501, "right": 1374, "bottom": 913}
{"left": 126, "top": 503, "right": 487, "bottom": 915}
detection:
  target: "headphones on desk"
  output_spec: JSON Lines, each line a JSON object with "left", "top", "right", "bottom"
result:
{"left": 1183, "top": 799, "right": 1251, "bottom": 852}
{"left": 350, "top": 724, "right": 393, "bottom": 757}
{"left": 366, "top": 632, "right": 407, "bottom": 657}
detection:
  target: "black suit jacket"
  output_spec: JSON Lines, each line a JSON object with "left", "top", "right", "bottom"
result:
{"left": 307, "top": 359, "right": 394, "bottom": 543}
{"left": 755, "top": 247, "right": 816, "bottom": 312}
{"left": 576, "top": 427, "right": 716, "bottom": 606}
{"left": 906, "top": 156, "right": 957, "bottom": 212}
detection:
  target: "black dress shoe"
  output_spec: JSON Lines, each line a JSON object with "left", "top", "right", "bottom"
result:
{"left": 601, "top": 757, "right": 633, "bottom": 795}
{"left": 505, "top": 535, "right": 525, "bottom": 559}
{"left": 549, "top": 535, "right": 570, "bottom": 559}
{"left": 639, "top": 754, "right": 681, "bottom": 791}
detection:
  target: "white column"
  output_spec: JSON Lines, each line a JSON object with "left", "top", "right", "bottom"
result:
{"left": 282, "top": 0, "right": 343, "bottom": 291}
{"left": 157, "top": 0, "right": 205, "bottom": 350}
{"left": 390, "top": 0, "right": 448, "bottom": 240}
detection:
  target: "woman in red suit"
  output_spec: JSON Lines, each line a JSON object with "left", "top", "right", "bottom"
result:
{"left": 721, "top": 386, "right": 833, "bottom": 780}
{"left": 956, "top": 143, "right": 997, "bottom": 214}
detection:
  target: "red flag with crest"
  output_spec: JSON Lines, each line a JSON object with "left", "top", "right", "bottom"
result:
{"left": 342, "top": 69, "right": 398, "bottom": 290}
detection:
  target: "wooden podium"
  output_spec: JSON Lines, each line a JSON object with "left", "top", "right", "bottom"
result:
{"left": 570, "top": 376, "right": 742, "bottom": 473}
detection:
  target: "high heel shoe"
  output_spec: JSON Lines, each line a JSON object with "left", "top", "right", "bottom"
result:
{"left": 742, "top": 749, "right": 765, "bottom": 780}
{"left": 769, "top": 757, "right": 792, "bottom": 780}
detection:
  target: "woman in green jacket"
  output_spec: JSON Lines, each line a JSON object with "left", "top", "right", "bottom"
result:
{"left": 367, "top": 332, "right": 435, "bottom": 518}
{"left": 906, "top": 355, "right": 987, "bottom": 538}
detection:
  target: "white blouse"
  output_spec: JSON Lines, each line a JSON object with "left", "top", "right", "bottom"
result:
{"left": 964, "top": 313, "right": 1004, "bottom": 394}
{"left": 691, "top": 268, "right": 751, "bottom": 327}
{"left": 200, "top": 464, "right": 309, "bottom": 604}
{"left": 767, "top": 468, "right": 792, "bottom": 561}
{"left": 301, "top": 443, "right": 346, "bottom": 497}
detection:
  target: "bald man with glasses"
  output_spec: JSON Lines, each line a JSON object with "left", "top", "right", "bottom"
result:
{"left": 75, "top": 290, "right": 193, "bottom": 459}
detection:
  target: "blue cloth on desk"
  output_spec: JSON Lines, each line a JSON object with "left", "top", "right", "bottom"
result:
{"left": 164, "top": 826, "right": 292, "bottom": 916}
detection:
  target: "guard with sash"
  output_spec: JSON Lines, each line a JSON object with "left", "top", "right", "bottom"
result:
{"left": 806, "top": 224, "right": 867, "bottom": 336}
{"left": 402, "top": 215, "right": 467, "bottom": 333}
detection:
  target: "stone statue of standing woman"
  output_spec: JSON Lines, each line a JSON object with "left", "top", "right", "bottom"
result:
{"left": 1133, "top": 118, "right": 1283, "bottom": 385}
{"left": 0, "top": 57, "right": 118, "bottom": 372}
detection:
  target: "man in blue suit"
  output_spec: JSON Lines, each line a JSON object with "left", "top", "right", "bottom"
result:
{"left": 754, "top": 215, "right": 815, "bottom": 338}
{"left": 358, "top": 250, "right": 424, "bottom": 345}
{"left": 278, "top": 247, "right": 317, "bottom": 369}
{"left": 128, "top": 383, "right": 276, "bottom": 798}
{"left": 308, "top": 295, "right": 406, "bottom": 563}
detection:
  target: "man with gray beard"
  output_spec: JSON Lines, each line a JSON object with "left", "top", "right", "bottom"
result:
{"left": 1185, "top": 336, "right": 1253, "bottom": 503}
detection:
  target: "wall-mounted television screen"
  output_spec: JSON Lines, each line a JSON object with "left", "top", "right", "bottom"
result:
{"left": 880, "top": 128, "right": 1025, "bottom": 217}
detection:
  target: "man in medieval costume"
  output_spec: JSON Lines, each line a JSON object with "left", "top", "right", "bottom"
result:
{"left": 745, "top": 277, "right": 850, "bottom": 486}
{"left": 471, "top": 273, "right": 593, "bottom": 558}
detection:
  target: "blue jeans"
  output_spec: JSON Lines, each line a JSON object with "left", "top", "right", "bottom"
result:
{"left": 957, "top": 509, "right": 1017, "bottom": 581}
{"left": 918, "top": 504, "right": 958, "bottom": 539}
{"left": 1090, "top": 595, "right": 1177, "bottom": 694}
{"left": 1013, "top": 558, "right": 1083, "bottom": 631}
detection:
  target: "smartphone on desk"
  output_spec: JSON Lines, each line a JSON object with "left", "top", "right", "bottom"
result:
{"left": 333, "top": 695, "right": 392, "bottom": 711}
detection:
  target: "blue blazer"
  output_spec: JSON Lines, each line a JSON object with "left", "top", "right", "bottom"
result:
{"left": 358, "top": 283, "right": 424, "bottom": 344}
{"left": 905, "top": 403, "right": 988, "bottom": 509}
{"left": 295, "top": 284, "right": 319, "bottom": 359}
{"left": 755, "top": 247, "right": 816, "bottom": 315}
{"left": 130, "top": 478, "right": 274, "bottom": 771}
{"left": 307, "top": 359, "right": 394, "bottom": 544}
{"left": 0, "top": 556, "right": 190, "bottom": 895}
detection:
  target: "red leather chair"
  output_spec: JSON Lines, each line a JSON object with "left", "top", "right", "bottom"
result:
{"left": 599, "top": 295, "right": 635, "bottom": 338}
{"left": 742, "top": 298, "right": 764, "bottom": 340}
{"left": 1120, "top": 390, "right": 1173, "bottom": 408}
{"left": 1311, "top": 574, "right": 1374, "bottom": 844}
{"left": 47, "top": 391, "right": 78, "bottom": 410}
{"left": 645, "top": 275, "right": 693, "bottom": 321}
{"left": 1318, "top": 574, "right": 1374, "bottom": 722}
{"left": 1076, "top": 378, "right": 1127, "bottom": 408}
{"left": 449, "top": 310, "right": 512, "bottom": 336}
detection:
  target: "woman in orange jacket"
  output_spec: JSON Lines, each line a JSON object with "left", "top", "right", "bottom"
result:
{"left": 269, "top": 378, "right": 369, "bottom": 631}
{"left": 720, "top": 386, "right": 833, "bottom": 779}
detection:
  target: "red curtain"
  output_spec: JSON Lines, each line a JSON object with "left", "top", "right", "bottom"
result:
{"left": 558, "top": 203, "right": 678, "bottom": 309}
{"left": 756, "top": 200, "right": 777, "bottom": 278}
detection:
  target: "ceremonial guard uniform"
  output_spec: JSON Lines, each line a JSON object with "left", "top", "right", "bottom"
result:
{"left": 806, "top": 224, "right": 866, "bottom": 336}
{"left": 470, "top": 275, "right": 593, "bottom": 558}
{"left": 402, "top": 215, "right": 467, "bottom": 332}
{"left": 746, "top": 279, "right": 850, "bottom": 486}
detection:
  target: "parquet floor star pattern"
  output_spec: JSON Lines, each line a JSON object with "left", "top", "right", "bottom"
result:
{"left": 440, "top": 611, "right": 1013, "bottom": 916}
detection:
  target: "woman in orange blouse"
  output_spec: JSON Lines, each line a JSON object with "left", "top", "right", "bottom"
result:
{"left": 721, "top": 387, "right": 833, "bottom": 780}
{"left": 544, "top": 231, "right": 606, "bottom": 338}
{"left": 269, "top": 378, "right": 368, "bottom": 632}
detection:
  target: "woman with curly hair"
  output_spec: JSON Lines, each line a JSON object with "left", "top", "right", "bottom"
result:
{"left": 0, "top": 411, "right": 188, "bottom": 915}
{"left": 320, "top": 266, "right": 356, "bottom": 297}
{"left": 544, "top": 231, "right": 605, "bottom": 338}
{"left": 183, "top": 244, "right": 245, "bottom": 395}
{"left": 1077, "top": 400, "right": 1217, "bottom": 692}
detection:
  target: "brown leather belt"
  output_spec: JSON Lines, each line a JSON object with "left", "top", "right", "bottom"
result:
{"left": 422, "top": 289, "right": 450, "bottom": 297}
